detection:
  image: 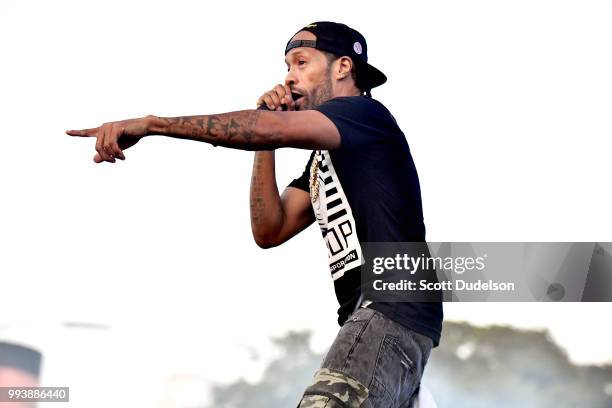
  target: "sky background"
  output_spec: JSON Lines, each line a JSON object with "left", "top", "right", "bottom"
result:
{"left": 1, "top": 0, "right": 611, "bottom": 405}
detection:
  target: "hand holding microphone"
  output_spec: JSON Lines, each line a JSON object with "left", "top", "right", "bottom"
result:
{"left": 256, "top": 84, "right": 297, "bottom": 111}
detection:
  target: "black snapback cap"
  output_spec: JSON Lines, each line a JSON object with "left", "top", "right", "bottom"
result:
{"left": 285, "top": 21, "right": 387, "bottom": 92}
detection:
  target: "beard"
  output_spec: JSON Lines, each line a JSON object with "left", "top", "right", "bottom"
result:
{"left": 299, "top": 70, "right": 333, "bottom": 110}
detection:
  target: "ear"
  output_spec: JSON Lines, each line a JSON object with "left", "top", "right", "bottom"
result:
{"left": 336, "top": 56, "right": 353, "bottom": 80}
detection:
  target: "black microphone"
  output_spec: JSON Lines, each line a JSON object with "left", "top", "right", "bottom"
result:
{"left": 257, "top": 104, "right": 288, "bottom": 111}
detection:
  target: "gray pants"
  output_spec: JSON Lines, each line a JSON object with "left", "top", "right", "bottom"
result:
{"left": 297, "top": 307, "right": 433, "bottom": 408}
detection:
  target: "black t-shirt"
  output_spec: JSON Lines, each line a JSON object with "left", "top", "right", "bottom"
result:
{"left": 288, "top": 95, "right": 443, "bottom": 347}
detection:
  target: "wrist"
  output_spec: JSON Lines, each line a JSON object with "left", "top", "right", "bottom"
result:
{"left": 145, "top": 115, "right": 166, "bottom": 135}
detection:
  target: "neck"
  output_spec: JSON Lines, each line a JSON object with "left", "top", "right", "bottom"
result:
{"left": 333, "top": 83, "right": 362, "bottom": 98}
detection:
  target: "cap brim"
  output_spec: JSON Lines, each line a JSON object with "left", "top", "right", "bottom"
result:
{"left": 358, "top": 61, "right": 387, "bottom": 90}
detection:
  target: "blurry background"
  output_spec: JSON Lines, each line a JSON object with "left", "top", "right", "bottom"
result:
{"left": 0, "top": 0, "right": 610, "bottom": 407}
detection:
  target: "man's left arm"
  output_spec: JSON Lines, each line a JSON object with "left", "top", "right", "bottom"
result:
{"left": 66, "top": 110, "right": 340, "bottom": 163}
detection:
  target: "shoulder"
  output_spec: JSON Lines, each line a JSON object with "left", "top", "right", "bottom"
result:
{"left": 315, "top": 96, "right": 398, "bottom": 129}
{"left": 313, "top": 96, "right": 403, "bottom": 150}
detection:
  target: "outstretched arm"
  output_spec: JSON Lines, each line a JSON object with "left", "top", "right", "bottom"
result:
{"left": 67, "top": 108, "right": 340, "bottom": 163}
{"left": 149, "top": 109, "right": 340, "bottom": 150}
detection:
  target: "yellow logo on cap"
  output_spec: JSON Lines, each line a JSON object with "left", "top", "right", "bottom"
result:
{"left": 304, "top": 24, "right": 317, "bottom": 28}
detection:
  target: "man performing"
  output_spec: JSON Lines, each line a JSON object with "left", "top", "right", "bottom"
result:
{"left": 67, "top": 21, "right": 443, "bottom": 408}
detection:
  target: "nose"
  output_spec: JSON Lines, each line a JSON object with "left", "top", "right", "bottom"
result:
{"left": 285, "top": 68, "right": 297, "bottom": 88}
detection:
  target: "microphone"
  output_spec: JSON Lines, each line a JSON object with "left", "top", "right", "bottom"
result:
{"left": 257, "top": 104, "right": 288, "bottom": 111}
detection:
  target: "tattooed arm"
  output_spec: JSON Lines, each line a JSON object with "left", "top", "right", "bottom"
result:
{"left": 148, "top": 110, "right": 270, "bottom": 150}
{"left": 249, "top": 151, "right": 314, "bottom": 248}
{"left": 149, "top": 109, "right": 341, "bottom": 151}
{"left": 66, "top": 109, "right": 340, "bottom": 162}
{"left": 248, "top": 84, "right": 316, "bottom": 248}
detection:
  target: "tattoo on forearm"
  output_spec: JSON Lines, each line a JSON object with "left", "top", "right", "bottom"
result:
{"left": 158, "top": 110, "right": 263, "bottom": 149}
{"left": 250, "top": 154, "right": 265, "bottom": 226}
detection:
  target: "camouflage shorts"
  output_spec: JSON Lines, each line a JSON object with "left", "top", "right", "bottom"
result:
{"left": 297, "top": 307, "right": 433, "bottom": 408}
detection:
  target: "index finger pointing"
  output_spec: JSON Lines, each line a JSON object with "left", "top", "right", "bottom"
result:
{"left": 66, "top": 128, "right": 98, "bottom": 137}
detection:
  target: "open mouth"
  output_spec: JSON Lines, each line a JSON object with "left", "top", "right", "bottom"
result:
{"left": 291, "top": 92, "right": 304, "bottom": 110}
